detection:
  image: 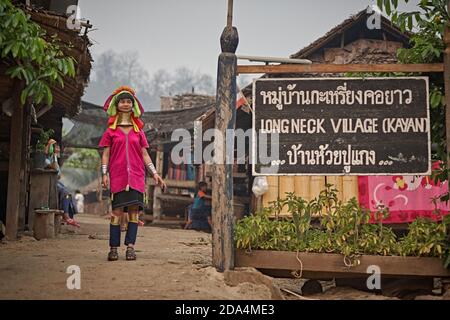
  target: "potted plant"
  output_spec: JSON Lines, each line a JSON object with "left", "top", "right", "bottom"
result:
{"left": 33, "top": 129, "right": 55, "bottom": 169}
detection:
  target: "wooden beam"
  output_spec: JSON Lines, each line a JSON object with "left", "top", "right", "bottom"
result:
{"left": 152, "top": 147, "right": 164, "bottom": 221}
{"left": 156, "top": 194, "right": 193, "bottom": 202}
{"left": 5, "top": 83, "right": 24, "bottom": 240}
{"left": 36, "top": 104, "right": 54, "bottom": 118}
{"left": 237, "top": 63, "right": 444, "bottom": 74}
{"left": 236, "top": 250, "right": 450, "bottom": 278}
{"left": 148, "top": 179, "right": 196, "bottom": 189}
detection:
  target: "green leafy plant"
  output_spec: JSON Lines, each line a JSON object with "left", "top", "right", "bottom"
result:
{"left": 235, "top": 185, "right": 450, "bottom": 267}
{"left": 0, "top": 0, "right": 76, "bottom": 105}
{"left": 35, "top": 128, "right": 54, "bottom": 152}
{"left": 376, "top": 0, "right": 449, "bottom": 200}
{"left": 63, "top": 148, "right": 101, "bottom": 170}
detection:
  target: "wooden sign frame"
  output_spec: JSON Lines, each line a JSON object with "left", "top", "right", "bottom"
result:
{"left": 251, "top": 76, "right": 431, "bottom": 176}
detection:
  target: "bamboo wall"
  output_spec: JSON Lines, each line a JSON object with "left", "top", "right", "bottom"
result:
{"left": 262, "top": 176, "right": 359, "bottom": 215}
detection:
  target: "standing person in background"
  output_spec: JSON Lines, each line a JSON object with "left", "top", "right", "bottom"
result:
{"left": 99, "top": 86, "right": 166, "bottom": 261}
{"left": 74, "top": 190, "right": 84, "bottom": 214}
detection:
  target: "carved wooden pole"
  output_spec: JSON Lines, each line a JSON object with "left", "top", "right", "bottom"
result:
{"left": 212, "top": 0, "right": 238, "bottom": 272}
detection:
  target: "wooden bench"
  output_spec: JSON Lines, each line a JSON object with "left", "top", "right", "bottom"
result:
{"left": 33, "top": 209, "right": 64, "bottom": 240}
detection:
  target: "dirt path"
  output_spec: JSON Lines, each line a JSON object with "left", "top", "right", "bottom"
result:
{"left": 2, "top": 214, "right": 447, "bottom": 300}
{"left": 0, "top": 214, "right": 272, "bottom": 300}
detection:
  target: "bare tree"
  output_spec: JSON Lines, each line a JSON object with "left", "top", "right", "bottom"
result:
{"left": 83, "top": 50, "right": 216, "bottom": 111}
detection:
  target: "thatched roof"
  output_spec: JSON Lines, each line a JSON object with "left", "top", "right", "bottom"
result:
{"left": 63, "top": 101, "right": 214, "bottom": 150}
{"left": 241, "top": 8, "right": 412, "bottom": 98}
{"left": 290, "top": 8, "right": 411, "bottom": 60}
{"left": 0, "top": 5, "right": 92, "bottom": 117}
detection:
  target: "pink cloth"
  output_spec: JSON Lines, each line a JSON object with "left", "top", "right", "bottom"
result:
{"left": 99, "top": 128, "right": 149, "bottom": 194}
{"left": 358, "top": 166, "right": 450, "bottom": 223}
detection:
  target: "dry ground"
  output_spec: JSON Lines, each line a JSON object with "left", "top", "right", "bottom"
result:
{"left": 1, "top": 214, "right": 447, "bottom": 300}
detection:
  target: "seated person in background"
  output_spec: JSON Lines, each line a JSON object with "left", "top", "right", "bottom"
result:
{"left": 44, "top": 139, "right": 61, "bottom": 174}
{"left": 57, "top": 180, "right": 80, "bottom": 227}
{"left": 185, "top": 182, "right": 212, "bottom": 232}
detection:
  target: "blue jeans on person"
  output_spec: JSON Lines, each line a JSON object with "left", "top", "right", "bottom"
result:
{"left": 189, "top": 206, "right": 211, "bottom": 231}
{"left": 61, "top": 196, "right": 77, "bottom": 219}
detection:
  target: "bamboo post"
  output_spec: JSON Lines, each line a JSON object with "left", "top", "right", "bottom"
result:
{"left": 5, "top": 82, "right": 24, "bottom": 240}
{"left": 310, "top": 176, "right": 326, "bottom": 216}
{"left": 152, "top": 145, "right": 164, "bottom": 221}
{"left": 310, "top": 176, "right": 326, "bottom": 200}
{"left": 212, "top": 0, "right": 238, "bottom": 272}
{"left": 326, "top": 176, "right": 344, "bottom": 202}
{"left": 279, "top": 176, "right": 294, "bottom": 214}
{"left": 342, "top": 176, "right": 359, "bottom": 203}
{"left": 262, "top": 176, "right": 279, "bottom": 208}
{"left": 294, "top": 176, "right": 311, "bottom": 201}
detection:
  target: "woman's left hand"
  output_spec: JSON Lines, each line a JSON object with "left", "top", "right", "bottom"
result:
{"left": 154, "top": 174, "right": 167, "bottom": 192}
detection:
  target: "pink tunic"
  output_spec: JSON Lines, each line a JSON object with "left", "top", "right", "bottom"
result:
{"left": 99, "top": 128, "right": 149, "bottom": 194}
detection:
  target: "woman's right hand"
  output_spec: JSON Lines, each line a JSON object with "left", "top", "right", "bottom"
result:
{"left": 102, "top": 175, "right": 109, "bottom": 189}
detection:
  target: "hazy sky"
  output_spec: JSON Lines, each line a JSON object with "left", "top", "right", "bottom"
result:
{"left": 78, "top": 0, "right": 418, "bottom": 78}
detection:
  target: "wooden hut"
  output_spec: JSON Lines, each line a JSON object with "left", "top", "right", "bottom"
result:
{"left": 204, "top": 9, "right": 411, "bottom": 216}
{"left": 0, "top": 2, "right": 92, "bottom": 239}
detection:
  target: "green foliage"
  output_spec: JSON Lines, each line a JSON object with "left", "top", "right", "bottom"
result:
{"left": 35, "top": 128, "right": 54, "bottom": 152}
{"left": 63, "top": 148, "right": 100, "bottom": 171}
{"left": 0, "top": 0, "right": 76, "bottom": 105}
{"left": 368, "top": 1, "right": 449, "bottom": 201}
{"left": 397, "top": 217, "right": 448, "bottom": 256}
{"left": 235, "top": 185, "right": 450, "bottom": 266}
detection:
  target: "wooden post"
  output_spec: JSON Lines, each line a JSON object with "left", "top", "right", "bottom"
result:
{"left": 212, "top": 0, "right": 238, "bottom": 272}
{"left": 152, "top": 145, "right": 164, "bottom": 221}
{"left": 20, "top": 103, "right": 31, "bottom": 230}
{"left": 262, "top": 176, "right": 279, "bottom": 208}
{"left": 444, "top": 1, "right": 450, "bottom": 172}
{"left": 5, "top": 83, "right": 24, "bottom": 240}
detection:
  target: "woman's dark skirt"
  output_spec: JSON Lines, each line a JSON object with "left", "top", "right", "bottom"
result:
{"left": 111, "top": 188, "right": 144, "bottom": 212}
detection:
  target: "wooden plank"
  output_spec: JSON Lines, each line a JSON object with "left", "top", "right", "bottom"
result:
{"left": 310, "top": 176, "right": 326, "bottom": 200}
{"left": 237, "top": 63, "right": 444, "bottom": 74}
{"left": 156, "top": 194, "right": 193, "bottom": 203}
{"left": 326, "top": 176, "right": 344, "bottom": 202}
{"left": 262, "top": 176, "right": 279, "bottom": 208}
{"left": 342, "top": 176, "right": 359, "bottom": 202}
{"left": 5, "top": 83, "right": 24, "bottom": 240}
{"left": 233, "top": 195, "right": 250, "bottom": 204}
{"left": 294, "top": 176, "right": 310, "bottom": 201}
{"left": 148, "top": 179, "right": 196, "bottom": 189}
{"left": 28, "top": 171, "right": 53, "bottom": 229}
{"left": 236, "top": 250, "right": 450, "bottom": 278}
